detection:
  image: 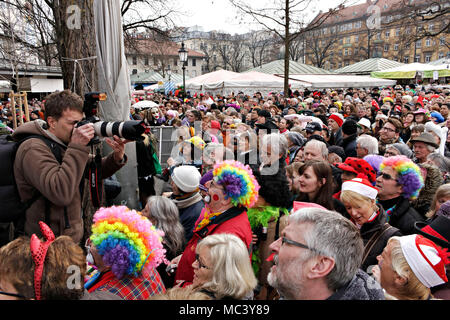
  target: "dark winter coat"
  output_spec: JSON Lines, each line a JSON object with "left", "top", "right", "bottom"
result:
{"left": 379, "top": 197, "right": 425, "bottom": 235}
{"left": 359, "top": 209, "right": 402, "bottom": 271}
{"left": 328, "top": 269, "right": 385, "bottom": 300}
{"left": 341, "top": 133, "right": 357, "bottom": 160}
{"left": 171, "top": 192, "right": 204, "bottom": 243}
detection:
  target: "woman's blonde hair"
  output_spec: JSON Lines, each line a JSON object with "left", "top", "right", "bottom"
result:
{"left": 148, "top": 286, "right": 212, "bottom": 300}
{"left": 426, "top": 183, "right": 450, "bottom": 219}
{"left": 386, "top": 237, "right": 431, "bottom": 300}
{"left": 196, "top": 233, "right": 257, "bottom": 299}
{"left": 340, "top": 190, "right": 376, "bottom": 210}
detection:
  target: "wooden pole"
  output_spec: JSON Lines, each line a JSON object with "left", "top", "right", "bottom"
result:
{"left": 22, "top": 92, "right": 30, "bottom": 122}
{"left": 9, "top": 91, "right": 17, "bottom": 130}
{"left": 17, "top": 92, "right": 24, "bottom": 126}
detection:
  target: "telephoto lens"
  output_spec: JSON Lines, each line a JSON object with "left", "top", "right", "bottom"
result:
{"left": 93, "top": 120, "right": 146, "bottom": 141}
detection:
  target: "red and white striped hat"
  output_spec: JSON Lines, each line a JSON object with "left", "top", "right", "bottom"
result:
{"left": 398, "top": 234, "right": 448, "bottom": 288}
{"left": 341, "top": 177, "right": 378, "bottom": 200}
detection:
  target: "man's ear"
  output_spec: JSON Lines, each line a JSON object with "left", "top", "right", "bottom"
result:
{"left": 46, "top": 116, "right": 56, "bottom": 130}
{"left": 307, "top": 256, "right": 335, "bottom": 280}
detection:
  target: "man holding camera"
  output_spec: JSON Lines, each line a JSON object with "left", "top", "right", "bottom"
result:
{"left": 12, "top": 90, "right": 128, "bottom": 244}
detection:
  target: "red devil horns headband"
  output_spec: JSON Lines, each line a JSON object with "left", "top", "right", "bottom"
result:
{"left": 30, "top": 221, "right": 55, "bottom": 300}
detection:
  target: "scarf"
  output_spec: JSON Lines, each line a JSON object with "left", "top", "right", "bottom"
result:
{"left": 171, "top": 191, "right": 203, "bottom": 209}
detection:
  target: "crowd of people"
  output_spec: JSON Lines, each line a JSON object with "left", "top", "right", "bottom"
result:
{"left": 0, "top": 82, "right": 449, "bottom": 301}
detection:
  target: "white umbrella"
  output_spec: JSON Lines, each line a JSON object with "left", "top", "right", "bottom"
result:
{"left": 133, "top": 100, "right": 158, "bottom": 110}
{"left": 94, "top": 0, "right": 139, "bottom": 208}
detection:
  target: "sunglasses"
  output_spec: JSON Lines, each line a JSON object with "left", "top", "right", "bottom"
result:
{"left": 195, "top": 253, "right": 211, "bottom": 270}
{"left": 378, "top": 172, "right": 396, "bottom": 181}
{"left": 281, "top": 237, "right": 320, "bottom": 254}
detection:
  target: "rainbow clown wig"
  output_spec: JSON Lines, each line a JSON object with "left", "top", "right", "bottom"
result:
{"left": 213, "top": 160, "right": 260, "bottom": 208}
{"left": 90, "top": 206, "right": 168, "bottom": 279}
{"left": 380, "top": 155, "right": 424, "bottom": 200}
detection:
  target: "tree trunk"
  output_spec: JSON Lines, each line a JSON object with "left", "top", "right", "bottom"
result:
{"left": 284, "top": 0, "right": 289, "bottom": 97}
{"left": 52, "top": 0, "right": 97, "bottom": 96}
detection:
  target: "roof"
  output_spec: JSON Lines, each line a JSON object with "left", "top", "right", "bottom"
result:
{"left": 126, "top": 39, "right": 205, "bottom": 58}
{"left": 244, "top": 59, "right": 335, "bottom": 75}
{"left": 334, "top": 58, "right": 404, "bottom": 74}
{"left": 0, "top": 59, "right": 61, "bottom": 76}
{"left": 429, "top": 57, "right": 450, "bottom": 66}
{"left": 130, "top": 70, "right": 188, "bottom": 84}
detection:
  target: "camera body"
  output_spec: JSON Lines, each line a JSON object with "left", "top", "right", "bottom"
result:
{"left": 77, "top": 92, "right": 147, "bottom": 145}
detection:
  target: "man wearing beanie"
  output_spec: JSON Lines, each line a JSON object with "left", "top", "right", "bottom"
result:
{"left": 169, "top": 165, "right": 204, "bottom": 242}
{"left": 328, "top": 113, "right": 344, "bottom": 146}
{"left": 173, "top": 160, "right": 259, "bottom": 285}
{"left": 341, "top": 119, "right": 358, "bottom": 160}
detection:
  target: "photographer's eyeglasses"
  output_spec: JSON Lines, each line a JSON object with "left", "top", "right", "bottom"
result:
{"left": 380, "top": 126, "right": 396, "bottom": 133}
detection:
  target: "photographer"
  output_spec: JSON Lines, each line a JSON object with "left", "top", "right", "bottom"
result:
{"left": 12, "top": 90, "right": 128, "bottom": 244}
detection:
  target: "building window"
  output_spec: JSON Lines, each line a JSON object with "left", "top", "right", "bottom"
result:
{"left": 132, "top": 69, "right": 137, "bottom": 75}
{"left": 192, "top": 58, "right": 196, "bottom": 67}
{"left": 425, "top": 38, "right": 431, "bottom": 47}
{"left": 385, "top": 30, "right": 390, "bottom": 38}
{"left": 354, "top": 35, "right": 359, "bottom": 43}
{"left": 439, "top": 52, "right": 444, "bottom": 59}
{"left": 440, "top": 37, "right": 445, "bottom": 46}
{"left": 354, "top": 48, "right": 359, "bottom": 55}
{"left": 404, "top": 56, "right": 409, "bottom": 63}
{"left": 144, "top": 57, "right": 149, "bottom": 66}
{"left": 174, "top": 59, "right": 178, "bottom": 66}
{"left": 428, "top": 24, "right": 434, "bottom": 31}
{"left": 395, "top": 28, "right": 400, "bottom": 36}
{"left": 415, "top": 40, "right": 421, "bottom": 48}
{"left": 384, "top": 44, "right": 389, "bottom": 52}
{"left": 192, "top": 70, "right": 197, "bottom": 77}
{"left": 132, "top": 56, "right": 137, "bottom": 65}
{"left": 354, "top": 21, "right": 361, "bottom": 28}
{"left": 154, "top": 57, "right": 158, "bottom": 65}
{"left": 425, "top": 54, "right": 432, "bottom": 63}
{"left": 414, "top": 55, "right": 421, "bottom": 62}
{"left": 376, "top": 33, "right": 381, "bottom": 40}
{"left": 344, "top": 48, "right": 348, "bottom": 56}
{"left": 394, "top": 44, "right": 399, "bottom": 51}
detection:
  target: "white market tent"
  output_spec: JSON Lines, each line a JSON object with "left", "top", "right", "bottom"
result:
{"left": 285, "top": 74, "right": 397, "bottom": 89}
{"left": 371, "top": 62, "right": 450, "bottom": 79}
{"left": 182, "top": 70, "right": 307, "bottom": 96}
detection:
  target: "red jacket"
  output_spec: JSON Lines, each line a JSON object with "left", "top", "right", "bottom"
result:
{"left": 175, "top": 206, "right": 252, "bottom": 284}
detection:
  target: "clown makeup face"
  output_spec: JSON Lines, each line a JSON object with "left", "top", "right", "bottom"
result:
{"left": 151, "top": 107, "right": 160, "bottom": 120}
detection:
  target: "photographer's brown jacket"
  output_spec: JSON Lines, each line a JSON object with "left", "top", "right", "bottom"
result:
{"left": 12, "top": 120, "right": 125, "bottom": 244}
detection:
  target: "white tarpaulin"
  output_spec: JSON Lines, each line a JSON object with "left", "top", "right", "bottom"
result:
{"left": 183, "top": 70, "right": 308, "bottom": 95}
{"left": 94, "top": 0, "right": 138, "bottom": 208}
{"left": 0, "top": 80, "right": 11, "bottom": 93}
{"left": 181, "top": 69, "right": 240, "bottom": 91}
{"left": 286, "top": 74, "right": 396, "bottom": 88}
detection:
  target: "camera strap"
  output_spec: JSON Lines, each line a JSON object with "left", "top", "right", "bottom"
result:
{"left": 89, "top": 146, "right": 103, "bottom": 208}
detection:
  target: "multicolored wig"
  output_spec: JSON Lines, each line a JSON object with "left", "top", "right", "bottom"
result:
{"left": 213, "top": 160, "right": 260, "bottom": 208}
{"left": 90, "top": 206, "right": 168, "bottom": 279}
{"left": 380, "top": 155, "right": 424, "bottom": 200}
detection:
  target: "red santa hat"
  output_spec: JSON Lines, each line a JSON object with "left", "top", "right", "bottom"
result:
{"left": 372, "top": 100, "right": 380, "bottom": 110}
{"left": 341, "top": 177, "right": 378, "bottom": 200}
{"left": 329, "top": 113, "right": 344, "bottom": 127}
{"left": 398, "top": 234, "right": 449, "bottom": 288}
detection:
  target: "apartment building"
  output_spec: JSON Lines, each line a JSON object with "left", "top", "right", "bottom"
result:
{"left": 125, "top": 36, "right": 205, "bottom": 79}
{"left": 304, "top": 0, "right": 449, "bottom": 70}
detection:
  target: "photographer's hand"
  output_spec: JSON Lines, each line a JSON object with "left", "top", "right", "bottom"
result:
{"left": 106, "top": 135, "right": 131, "bottom": 162}
{"left": 71, "top": 123, "right": 95, "bottom": 146}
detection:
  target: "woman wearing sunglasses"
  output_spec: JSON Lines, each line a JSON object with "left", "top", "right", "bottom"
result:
{"left": 340, "top": 178, "right": 402, "bottom": 272}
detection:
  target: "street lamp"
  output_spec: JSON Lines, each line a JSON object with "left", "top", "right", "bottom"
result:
{"left": 178, "top": 42, "right": 188, "bottom": 98}
{"left": 166, "top": 65, "right": 171, "bottom": 82}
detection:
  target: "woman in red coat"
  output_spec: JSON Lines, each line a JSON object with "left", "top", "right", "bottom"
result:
{"left": 172, "top": 160, "right": 260, "bottom": 286}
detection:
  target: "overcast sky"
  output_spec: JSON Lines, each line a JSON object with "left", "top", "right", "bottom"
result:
{"left": 177, "top": 0, "right": 367, "bottom": 34}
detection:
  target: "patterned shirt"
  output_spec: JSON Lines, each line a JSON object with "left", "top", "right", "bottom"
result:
{"left": 87, "top": 268, "right": 165, "bottom": 300}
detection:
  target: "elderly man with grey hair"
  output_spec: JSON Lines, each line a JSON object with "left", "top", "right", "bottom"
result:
{"left": 258, "top": 133, "right": 289, "bottom": 175}
{"left": 267, "top": 206, "right": 385, "bottom": 300}
{"left": 356, "top": 134, "right": 379, "bottom": 159}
